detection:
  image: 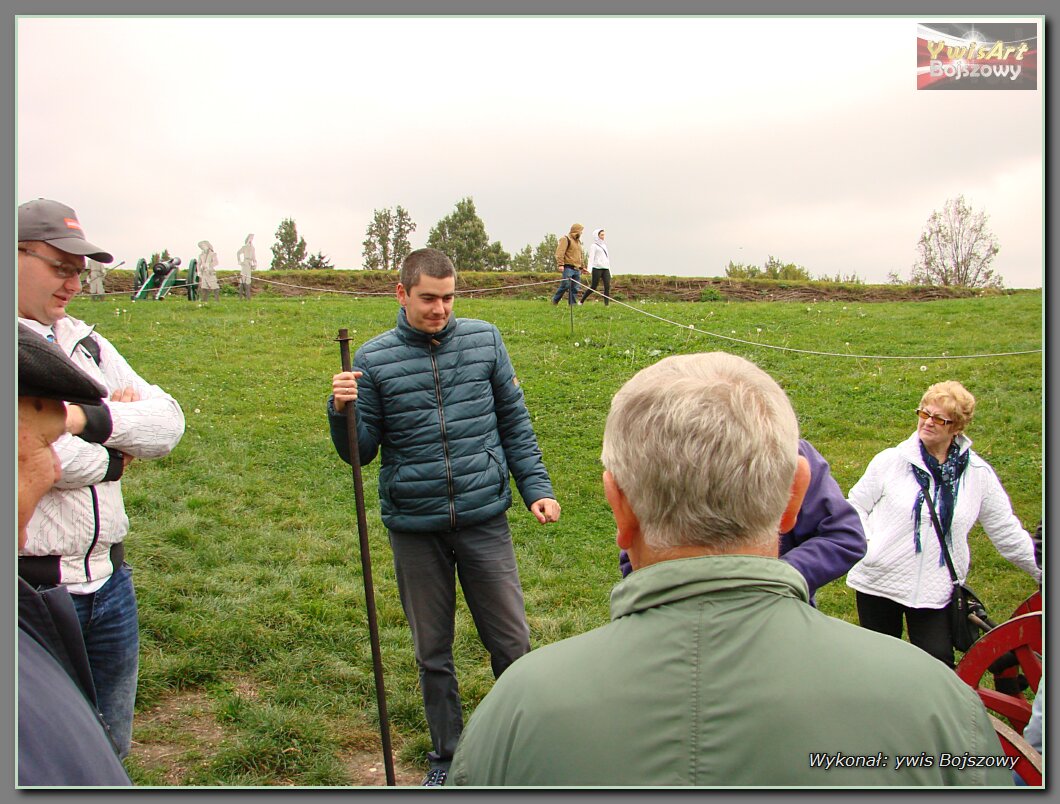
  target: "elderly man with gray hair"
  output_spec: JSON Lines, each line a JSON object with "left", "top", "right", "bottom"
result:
{"left": 448, "top": 352, "right": 1011, "bottom": 787}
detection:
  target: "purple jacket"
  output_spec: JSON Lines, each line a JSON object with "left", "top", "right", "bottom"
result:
{"left": 618, "top": 439, "right": 866, "bottom": 605}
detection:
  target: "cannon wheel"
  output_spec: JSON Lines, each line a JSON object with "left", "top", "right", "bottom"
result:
{"left": 132, "top": 258, "right": 150, "bottom": 300}
{"left": 988, "top": 715, "right": 1042, "bottom": 786}
{"left": 1011, "top": 590, "right": 1041, "bottom": 617}
{"left": 955, "top": 611, "right": 1041, "bottom": 734}
{"left": 185, "top": 258, "right": 199, "bottom": 300}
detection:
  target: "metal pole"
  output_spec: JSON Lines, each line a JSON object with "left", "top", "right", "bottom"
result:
{"left": 336, "top": 328, "right": 396, "bottom": 786}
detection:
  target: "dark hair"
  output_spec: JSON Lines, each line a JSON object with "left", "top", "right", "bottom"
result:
{"left": 400, "top": 248, "right": 457, "bottom": 289}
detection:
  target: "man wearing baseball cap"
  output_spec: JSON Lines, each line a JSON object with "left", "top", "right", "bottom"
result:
{"left": 17, "top": 199, "right": 186, "bottom": 759}
{"left": 18, "top": 324, "right": 131, "bottom": 785}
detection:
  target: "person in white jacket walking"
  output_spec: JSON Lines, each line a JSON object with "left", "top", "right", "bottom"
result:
{"left": 845, "top": 380, "right": 1039, "bottom": 667}
{"left": 17, "top": 198, "right": 186, "bottom": 758}
{"left": 579, "top": 228, "right": 612, "bottom": 305}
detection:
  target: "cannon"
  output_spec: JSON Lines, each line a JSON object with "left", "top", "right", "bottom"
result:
{"left": 131, "top": 256, "right": 199, "bottom": 301}
{"left": 955, "top": 590, "right": 1042, "bottom": 785}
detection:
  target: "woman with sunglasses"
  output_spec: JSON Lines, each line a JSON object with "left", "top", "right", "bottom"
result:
{"left": 845, "top": 380, "right": 1039, "bottom": 666}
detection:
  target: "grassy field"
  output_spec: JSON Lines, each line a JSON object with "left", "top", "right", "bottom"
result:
{"left": 66, "top": 288, "right": 1042, "bottom": 786}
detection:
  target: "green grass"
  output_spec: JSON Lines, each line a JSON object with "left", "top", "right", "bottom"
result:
{"left": 71, "top": 290, "right": 1042, "bottom": 785}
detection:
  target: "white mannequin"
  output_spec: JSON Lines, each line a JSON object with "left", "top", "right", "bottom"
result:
{"left": 87, "top": 258, "right": 107, "bottom": 300}
{"left": 236, "top": 234, "right": 256, "bottom": 300}
{"left": 197, "top": 240, "right": 220, "bottom": 301}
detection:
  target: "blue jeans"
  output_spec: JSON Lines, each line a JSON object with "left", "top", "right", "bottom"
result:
{"left": 551, "top": 266, "right": 581, "bottom": 305}
{"left": 388, "top": 514, "right": 531, "bottom": 767}
{"left": 69, "top": 563, "right": 139, "bottom": 758}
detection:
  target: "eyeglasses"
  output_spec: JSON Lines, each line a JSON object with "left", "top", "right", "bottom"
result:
{"left": 916, "top": 408, "right": 953, "bottom": 427}
{"left": 18, "top": 246, "right": 87, "bottom": 279}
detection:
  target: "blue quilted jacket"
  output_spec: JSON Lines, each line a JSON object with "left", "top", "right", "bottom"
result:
{"left": 328, "top": 309, "right": 555, "bottom": 532}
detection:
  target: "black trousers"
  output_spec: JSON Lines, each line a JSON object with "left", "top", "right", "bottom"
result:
{"left": 580, "top": 268, "right": 611, "bottom": 304}
{"left": 855, "top": 590, "right": 954, "bottom": 667}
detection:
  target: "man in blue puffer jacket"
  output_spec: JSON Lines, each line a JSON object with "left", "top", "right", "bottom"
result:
{"left": 328, "top": 248, "right": 560, "bottom": 786}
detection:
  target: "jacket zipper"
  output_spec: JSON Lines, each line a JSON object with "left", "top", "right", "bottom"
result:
{"left": 85, "top": 486, "right": 102, "bottom": 580}
{"left": 429, "top": 342, "right": 457, "bottom": 529}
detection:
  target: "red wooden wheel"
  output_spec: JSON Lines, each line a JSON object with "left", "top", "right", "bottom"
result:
{"left": 1011, "top": 590, "right": 1042, "bottom": 617}
{"left": 988, "top": 715, "right": 1042, "bottom": 786}
{"left": 955, "top": 612, "right": 1041, "bottom": 734}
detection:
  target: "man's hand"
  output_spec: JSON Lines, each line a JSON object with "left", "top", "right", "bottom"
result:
{"left": 332, "top": 370, "right": 362, "bottom": 412}
{"left": 530, "top": 498, "right": 561, "bottom": 524}
{"left": 110, "top": 386, "right": 141, "bottom": 403}
{"left": 65, "top": 403, "right": 88, "bottom": 435}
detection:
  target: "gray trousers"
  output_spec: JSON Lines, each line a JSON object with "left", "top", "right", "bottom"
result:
{"left": 388, "top": 513, "right": 531, "bottom": 765}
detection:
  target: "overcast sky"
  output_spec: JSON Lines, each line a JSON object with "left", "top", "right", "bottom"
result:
{"left": 16, "top": 15, "right": 1043, "bottom": 287}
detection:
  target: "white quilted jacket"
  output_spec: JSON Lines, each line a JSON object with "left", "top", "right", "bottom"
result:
{"left": 845, "top": 431, "right": 1039, "bottom": 608}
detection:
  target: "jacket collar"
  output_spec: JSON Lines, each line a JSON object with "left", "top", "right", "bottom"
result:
{"left": 895, "top": 430, "right": 972, "bottom": 470}
{"left": 610, "top": 554, "right": 809, "bottom": 621}
{"left": 395, "top": 307, "right": 457, "bottom": 346}
{"left": 20, "top": 315, "right": 94, "bottom": 351}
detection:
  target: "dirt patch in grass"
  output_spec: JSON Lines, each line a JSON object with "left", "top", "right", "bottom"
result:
{"left": 130, "top": 689, "right": 224, "bottom": 785}
{"left": 337, "top": 749, "right": 424, "bottom": 787}
{"left": 131, "top": 685, "right": 424, "bottom": 787}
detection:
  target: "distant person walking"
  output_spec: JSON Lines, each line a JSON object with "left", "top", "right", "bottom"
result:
{"left": 579, "top": 228, "right": 611, "bottom": 305}
{"left": 551, "top": 223, "right": 586, "bottom": 306}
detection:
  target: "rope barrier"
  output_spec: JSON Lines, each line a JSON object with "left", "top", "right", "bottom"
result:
{"left": 89, "top": 273, "right": 1041, "bottom": 362}
{"left": 565, "top": 279, "right": 1041, "bottom": 361}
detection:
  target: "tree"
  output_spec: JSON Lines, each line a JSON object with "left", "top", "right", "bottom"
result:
{"left": 510, "top": 245, "right": 534, "bottom": 272}
{"left": 531, "top": 234, "right": 559, "bottom": 272}
{"left": 762, "top": 256, "right": 812, "bottom": 280}
{"left": 724, "top": 257, "right": 811, "bottom": 280}
{"left": 149, "top": 249, "right": 172, "bottom": 268}
{"left": 271, "top": 218, "right": 308, "bottom": 270}
{"left": 362, "top": 206, "right": 417, "bottom": 271}
{"left": 427, "top": 197, "right": 508, "bottom": 271}
{"left": 392, "top": 205, "right": 416, "bottom": 269}
{"left": 484, "top": 241, "right": 511, "bottom": 271}
{"left": 362, "top": 208, "right": 393, "bottom": 271}
{"left": 911, "top": 195, "right": 1002, "bottom": 288}
{"left": 306, "top": 251, "right": 334, "bottom": 270}
{"left": 724, "top": 260, "right": 760, "bottom": 279}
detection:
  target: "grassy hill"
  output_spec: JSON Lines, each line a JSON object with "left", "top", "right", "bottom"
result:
{"left": 66, "top": 290, "right": 1042, "bottom": 786}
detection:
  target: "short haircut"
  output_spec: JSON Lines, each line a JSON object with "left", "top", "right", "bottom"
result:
{"left": 920, "top": 380, "right": 975, "bottom": 431}
{"left": 400, "top": 248, "right": 457, "bottom": 290}
{"left": 601, "top": 352, "right": 799, "bottom": 552}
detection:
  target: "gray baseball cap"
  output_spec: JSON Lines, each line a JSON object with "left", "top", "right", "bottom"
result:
{"left": 18, "top": 323, "right": 106, "bottom": 406}
{"left": 18, "top": 199, "right": 114, "bottom": 263}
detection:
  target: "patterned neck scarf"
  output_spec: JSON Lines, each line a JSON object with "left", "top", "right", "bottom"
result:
{"left": 910, "top": 438, "right": 969, "bottom": 560}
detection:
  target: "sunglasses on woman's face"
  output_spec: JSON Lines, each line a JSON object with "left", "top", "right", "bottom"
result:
{"left": 916, "top": 408, "right": 953, "bottom": 427}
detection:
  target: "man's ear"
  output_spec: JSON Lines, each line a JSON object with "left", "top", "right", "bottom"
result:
{"left": 396, "top": 282, "right": 408, "bottom": 307}
{"left": 603, "top": 470, "right": 640, "bottom": 550}
{"left": 779, "top": 455, "right": 811, "bottom": 534}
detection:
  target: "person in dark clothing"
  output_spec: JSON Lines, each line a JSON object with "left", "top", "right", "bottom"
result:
{"left": 17, "top": 324, "right": 131, "bottom": 787}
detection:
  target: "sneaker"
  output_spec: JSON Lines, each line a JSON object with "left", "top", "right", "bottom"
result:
{"left": 577, "top": 299, "right": 584, "bottom": 305}
{"left": 551, "top": 299, "right": 559, "bottom": 305}
{"left": 422, "top": 768, "right": 448, "bottom": 787}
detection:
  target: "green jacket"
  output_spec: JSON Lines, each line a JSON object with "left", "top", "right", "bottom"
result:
{"left": 450, "top": 554, "right": 1010, "bottom": 787}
